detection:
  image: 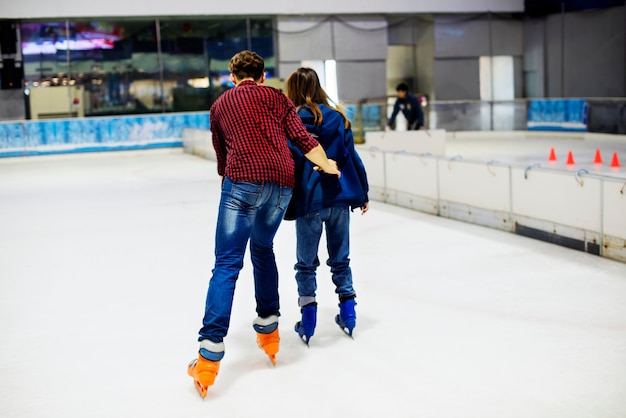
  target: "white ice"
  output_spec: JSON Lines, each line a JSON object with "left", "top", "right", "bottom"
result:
{"left": 1, "top": 148, "right": 626, "bottom": 418}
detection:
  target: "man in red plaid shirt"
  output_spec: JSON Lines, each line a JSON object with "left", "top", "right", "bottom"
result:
{"left": 188, "top": 50, "right": 340, "bottom": 397}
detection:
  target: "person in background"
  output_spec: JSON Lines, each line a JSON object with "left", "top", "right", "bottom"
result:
{"left": 285, "top": 67, "right": 369, "bottom": 345}
{"left": 187, "top": 51, "right": 340, "bottom": 398}
{"left": 387, "top": 82, "right": 425, "bottom": 131}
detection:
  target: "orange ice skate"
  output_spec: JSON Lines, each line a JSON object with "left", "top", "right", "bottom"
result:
{"left": 187, "top": 340, "right": 224, "bottom": 398}
{"left": 253, "top": 315, "right": 280, "bottom": 365}
{"left": 187, "top": 356, "right": 220, "bottom": 398}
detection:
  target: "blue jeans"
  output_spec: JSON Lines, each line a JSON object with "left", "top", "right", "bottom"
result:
{"left": 199, "top": 177, "right": 292, "bottom": 343}
{"left": 295, "top": 206, "right": 355, "bottom": 304}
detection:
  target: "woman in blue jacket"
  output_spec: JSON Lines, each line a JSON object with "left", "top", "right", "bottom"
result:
{"left": 285, "top": 67, "right": 369, "bottom": 345}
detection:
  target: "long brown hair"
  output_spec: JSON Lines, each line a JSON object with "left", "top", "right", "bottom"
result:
{"left": 285, "top": 67, "right": 351, "bottom": 129}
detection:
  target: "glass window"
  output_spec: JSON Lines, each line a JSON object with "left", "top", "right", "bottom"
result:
{"left": 19, "top": 17, "right": 275, "bottom": 119}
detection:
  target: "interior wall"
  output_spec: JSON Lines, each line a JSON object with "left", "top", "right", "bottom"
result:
{"left": 2, "top": 0, "right": 525, "bottom": 20}
{"left": 561, "top": 6, "right": 624, "bottom": 97}
{"left": 387, "top": 45, "right": 416, "bottom": 93}
{"left": 386, "top": 17, "right": 435, "bottom": 100}
{"left": 2, "top": 5, "right": 621, "bottom": 123}
{"left": 435, "top": 58, "right": 481, "bottom": 100}
{"left": 527, "top": 5, "right": 625, "bottom": 98}
{"left": 544, "top": 13, "right": 564, "bottom": 97}
{"left": 522, "top": 18, "right": 546, "bottom": 97}
{"left": 277, "top": 16, "right": 388, "bottom": 103}
{"left": 433, "top": 15, "right": 524, "bottom": 100}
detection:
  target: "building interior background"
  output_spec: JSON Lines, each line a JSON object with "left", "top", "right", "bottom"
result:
{"left": 0, "top": 0, "right": 624, "bottom": 135}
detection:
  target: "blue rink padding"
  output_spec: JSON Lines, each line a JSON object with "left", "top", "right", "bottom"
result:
{"left": 344, "top": 104, "right": 381, "bottom": 130}
{"left": 0, "top": 112, "right": 210, "bottom": 158}
{"left": 527, "top": 99, "right": 588, "bottom": 132}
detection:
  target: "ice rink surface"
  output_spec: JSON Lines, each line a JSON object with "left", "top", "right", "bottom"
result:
{"left": 1, "top": 147, "right": 626, "bottom": 418}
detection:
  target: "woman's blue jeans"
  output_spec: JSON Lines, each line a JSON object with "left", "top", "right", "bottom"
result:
{"left": 294, "top": 206, "right": 355, "bottom": 305}
{"left": 199, "top": 177, "right": 292, "bottom": 343}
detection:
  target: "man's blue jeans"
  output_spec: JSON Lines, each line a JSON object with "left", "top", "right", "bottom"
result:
{"left": 294, "top": 206, "right": 355, "bottom": 305}
{"left": 199, "top": 177, "right": 292, "bottom": 343}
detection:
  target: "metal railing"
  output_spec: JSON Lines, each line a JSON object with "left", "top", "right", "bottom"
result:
{"left": 345, "top": 98, "right": 626, "bottom": 143}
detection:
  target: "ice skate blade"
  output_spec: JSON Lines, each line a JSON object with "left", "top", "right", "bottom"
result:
{"left": 193, "top": 380, "right": 208, "bottom": 399}
{"left": 295, "top": 322, "right": 313, "bottom": 347}
{"left": 300, "top": 336, "right": 311, "bottom": 347}
{"left": 335, "top": 315, "right": 355, "bottom": 339}
{"left": 187, "top": 358, "right": 218, "bottom": 398}
{"left": 188, "top": 364, "right": 208, "bottom": 398}
{"left": 297, "top": 331, "right": 312, "bottom": 347}
{"left": 337, "top": 324, "right": 355, "bottom": 339}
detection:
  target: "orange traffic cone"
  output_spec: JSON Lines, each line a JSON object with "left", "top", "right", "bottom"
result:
{"left": 593, "top": 149, "right": 603, "bottom": 164}
{"left": 566, "top": 150, "right": 575, "bottom": 165}
{"left": 610, "top": 152, "right": 621, "bottom": 168}
{"left": 548, "top": 147, "right": 557, "bottom": 162}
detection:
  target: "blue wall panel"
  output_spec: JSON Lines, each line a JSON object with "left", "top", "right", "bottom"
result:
{"left": 527, "top": 99, "right": 588, "bottom": 131}
{"left": 0, "top": 112, "right": 210, "bottom": 158}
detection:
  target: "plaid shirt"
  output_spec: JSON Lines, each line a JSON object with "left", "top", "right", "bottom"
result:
{"left": 209, "top": 80, "right": 319, "bottom": 188}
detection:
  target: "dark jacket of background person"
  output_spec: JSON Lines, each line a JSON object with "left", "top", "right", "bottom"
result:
{"left": 388, "top": 91, "right": 424, "bottom": 130}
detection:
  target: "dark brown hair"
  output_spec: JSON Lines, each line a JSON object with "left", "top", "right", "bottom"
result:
{"left": 285, "top": 67, "right": 350, "bottom": 129}
{"left": 228, "top": 50, "right": 265, "bottom": 81}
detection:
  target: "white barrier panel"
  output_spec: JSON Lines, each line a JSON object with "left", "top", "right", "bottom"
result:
{"left": 603, "top": 179, "right": 626, "bottom": 237}
{"left": 511, "top": 167, "right": 602, "bottom": 233}
{"left": 439, "top": 159, "right": 511, "bottom": 212}
{"left": 182, "top": 129, "right": 216, "bottom": 161}
{"left": 364, "top": 129, "right": 446, "bottom": 156}
{"left": 603, "top": 179, "right": 626, "bottom": 261}
{"left": 355, "top": 147, "right": 386, "bottom": 201}
{"left": 438, "top": 158, "right": 512, "bottom": 230}
{"left": 384, "top": 151, "right": 438, "bottom": 214}
{"left": 187, "top": 135, "right": 626, "bottom": 263}
{"left": 356, "top": 147, "right": 625, "bottom": 263}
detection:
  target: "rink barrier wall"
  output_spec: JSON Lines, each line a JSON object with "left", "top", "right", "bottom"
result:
{"left": 180, "top": 127, "right": 626, "bottom": 263}
{"left": 182, "top": 128, "right": 216, "bottom": 161}
{"left": 0, "top": 112, "right": 210, "bottom": 158}
{"left": 359, "top": 130, "right": 626, "bottom": 263}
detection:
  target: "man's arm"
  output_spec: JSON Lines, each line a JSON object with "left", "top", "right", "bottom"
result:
{"left": 387, "top": 100, "right": 400, "bottom": 127}
{"left": 304, "top": 144, "right": 341, "bottom": 177}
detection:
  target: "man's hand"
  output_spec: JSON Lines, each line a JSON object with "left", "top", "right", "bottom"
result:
{"left": 313, "top": 159, "right": 341, "bottom": 178}
{"left": 304, "top": 145, "right": 341, "bottom": 178}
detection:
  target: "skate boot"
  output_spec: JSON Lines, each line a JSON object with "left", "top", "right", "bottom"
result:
{"left": 294, "top": 302, "right": 317, "bottom": 346}
{"left": 187, "top": 340, "right": 224, "bottom": 398}
{"left": 335, "top": 297, "right": 357, "bottom": 337}
{"left": 253, "top": 315, "right": 280, "bottom": 365}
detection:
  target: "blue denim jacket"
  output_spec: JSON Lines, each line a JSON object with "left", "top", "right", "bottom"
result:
{"left": 286, "top": 104, "right": 369, "bottom": 220}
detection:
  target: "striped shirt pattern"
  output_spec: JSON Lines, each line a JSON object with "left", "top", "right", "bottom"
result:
{"left": 210, "top": 80, "right": 319, "bottom": 188}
